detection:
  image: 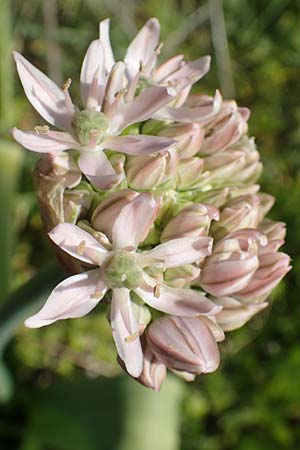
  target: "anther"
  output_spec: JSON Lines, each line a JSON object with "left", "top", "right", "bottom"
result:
{"left": 62, "top": 78, "right": 72, "bottom": 91}
{"left": 125, "top": 331, "right": 139, "bottom": 343}
{"left": 77, "top": 240, "right": 86, "bottom": 256}
{"left": 155, "top": 42, "right": 164, "bottom": 54}
{"left": 154, "top": 284, "right": 161, "bottom": 298}
{"left": 34, "top": 125, "right": 49, "bottom": 135}
{"left": 90, "top": 291, "right": 103, "bottom": 300}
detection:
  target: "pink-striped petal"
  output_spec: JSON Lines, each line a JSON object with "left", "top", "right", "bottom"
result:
{"left": 125, "top": 18, "right": 160, "bottom": 80}
{"left": 25, "top": 269, "right": 107, "bottom": 328}
{"left": 49, "top": 223, "right": 108, "bottom": 265}
{"left": 118, "top": 86, "right": 174, "bottom": 131}
{"left": 153, "top": 55, "right": 184, "bottom": 83}
{"left": 80, "top": 40, "right": 106, "bottom": 109}
{"left": 139, "top": 236, "right": 213, "bottom": 268}
{"left": 99, "top": 19, "right": 115, "bottom": 72}
{"left": 13, "top": 52, "right": 71, "bottom": 129}
{"left": 112, "top": 193, "right": 158, "bottom": 250}
{"left": 12, "top": 127, "right": 79, "bottom": 153}
{"left": 110, "top": 288, "right": 143, "bottom": 377}
{"left": 103, "top": 134, "right": 174, "bottom": 156}
{"left": 135, "top": 275, "right": 221, "bottom": 317}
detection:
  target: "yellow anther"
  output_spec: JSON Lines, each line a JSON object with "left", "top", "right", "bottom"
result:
{"left": 34, "top": 125, "right": 49, "bottom": 135}
{"left": 125, "top": 332, "right": 139, "bottom": 343}
{"left": 154, "top": 284, "right": 161, "bottom": 298}
{"left": 77, "top": 240, "right": 86, "bottom": 256}
{"left": 90, "top": 291, "right": 103, "bottom": 300}
{"left": 62, "top": 78, "right": 72, "bottom": 91}
{"left": 155, "top": 42, "right": 164, "bottom": 54}
{"left": 115, "top": 88, "right": 128, "bottom": 99}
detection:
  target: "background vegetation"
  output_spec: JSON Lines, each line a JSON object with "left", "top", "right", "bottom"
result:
{"left": 0, "top": 0, "right": 299, "bottom": 449}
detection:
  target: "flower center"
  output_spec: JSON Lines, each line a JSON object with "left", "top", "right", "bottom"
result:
{"left": 104, "top": 251, "right": 143, "bottom": 289}
{"left": 72, "top": 110, "right": 109, "bottom": 146}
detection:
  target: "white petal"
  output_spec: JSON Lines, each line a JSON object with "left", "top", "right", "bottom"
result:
{"left": 135, "top": 275, "right": 221, "bottom": 316}
{"left": 80, "top": 40, "right": 106, "bottom": 109}
{"left": 13, "top": 52, "right": 72, "bottom": 129}
{"left": 112, "top": 193, "right": 158, "bottom": 250}
{"left": 78, "top": 150, "right": 121, "bottom": 190}
{"left": 140, "top": 237, "right": 213, "bottom": 268}
{"left": 49, "top": 223, "right": 108, "bottom": 265}
{"left": 110, "top": 288, "right": 143, "bottom": 377}
{"left": 12, "top": 127, "right": 79, "bottom": 153}
{"left": 25, "top": 269, "right": 107, "bottom": 328}
{"left": 99, "top": 19, "right": 115, "bottom": 72}
{"left": 125, "top": 18, "right": 160, "bottom": 80}
{"left": 103, "top": 134, "right": 174, "bottom": 156}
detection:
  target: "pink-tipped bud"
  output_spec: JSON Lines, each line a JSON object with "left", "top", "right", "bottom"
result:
{"left": 159, "top": 123, "right": 204, "bottom": 159}
{"left": 235, "top": 246, "right": 291, "bottom": 302}
{"left": 91, "top": 190, "right": 139, "bottom": 240}
{"left": 138, "top": 345, "right": 167, "bottom": 391}
{"left": 201, "top": 101, "right": 249, "bottom": 155}
{"left": 211, "top": 194, "right": 262, "bottom": 240}
{"left": 199, "top": 229, "right": 264, "bottom": 296}
{"left": 161, "top": 203, "right": 219, "bottom": 241}
{"left": 213, "top": 296, "right": 269, "bottom": 331}
{"left": 147, "top": 316, "right": 220, "bottom": 375}
{"left": 126, "top": 154, "right": 167, "bottom": 189}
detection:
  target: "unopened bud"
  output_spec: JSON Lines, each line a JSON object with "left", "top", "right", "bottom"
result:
{"left": 147, "top": 316, "right": 220, "bottom": 374}
{"left": 164, "top": 264, "right": 201, "bottom": 288}
{"left": 159, "top": 123, "right": 204, "bottom": 159}
{"left": 177, "top": 157, "right": 207, "bottom": 190}
{"left": 161, "top": 203, "right": 219, "bottom": 241}
{"left": 126, "top": 154, "right": 167, "bottom": 189}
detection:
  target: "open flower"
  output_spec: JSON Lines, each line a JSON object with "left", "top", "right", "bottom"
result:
{"left": 25, "top": 193, "right": 220, "bottom": 377}
{"left": 12, "top": 43, "right": 175, "bottom": 189}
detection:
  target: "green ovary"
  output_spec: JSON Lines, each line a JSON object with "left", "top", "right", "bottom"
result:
{"left": 72, "top": 110, "right": 109, "bottom": 146}
{"left": 105, "top": 251, "right": 143, "bottom": 289}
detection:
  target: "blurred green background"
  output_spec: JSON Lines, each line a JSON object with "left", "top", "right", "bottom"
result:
{"left": 0, "top": 0, "right": 299, "bottom": 449}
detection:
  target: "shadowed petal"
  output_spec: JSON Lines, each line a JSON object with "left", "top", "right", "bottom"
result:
{"left": 12, "top": 127, "right": 79, "bottom": 153}
{"left": 103, "top": 134, "right": 174, "bottom": 156}
{"left": 25, "top": 269, "right": 107, "bottom": 328}
{"left": 112, "top": 193, "right": 158, "bottom": 250}
{"left": 125, "top": 18, "right": 160, "bottom": 80}
{"left": 78, "top": 150, "right": 121, "bottom": 190}
{"left": 80, "top": 40, "right": 106, "bottom": 109}
{"left": 135, "top": 275, "right": 221, "bottom": 316}
{"left": 111, "top": 288, "right": 143, "bottom": 377}
{"left": 49, "top": 223, "right": 108, "bottom": 265}
{"left": 139, "top": 237, "right": 213, "bottom": 268}
{"left": 13, "top": 52, "right": 71, "bottom": 129}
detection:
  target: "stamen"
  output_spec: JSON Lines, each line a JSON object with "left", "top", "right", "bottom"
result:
{"left": 62, "top": 78, "right": 72, "bottom": 91}
{"left": 34, "top": 125, "right": 49, "bottom": 135}
{"left": 125, "top": 331, "right": 139, "bottom": 343}
{"left": 155, "top": 42, "right": 164, "bottom": 55}
{"left": 115, "top": 88, "right": 128, "bottom": 99}
{"left": 154, "top": 284, "right": 161, "bottom": 298}
{"left": 77, "top": 240, "right": 86, "bottom": 256}
{"left": 90, "top": 291, "right": 103, "bottom": 300}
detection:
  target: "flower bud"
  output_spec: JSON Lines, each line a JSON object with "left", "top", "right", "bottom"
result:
{"left": 211, "top": 194, "right": 261, "bottom": 240}
{"left": 91, "top": 190, "right": 138, "bottom": 240}
{"left": 213, "top": 296, "right": 268, "bottom": 331}
{"left": 201, "top": 101, "right": 249, "bottom": 155}
{"left": 161, "top": 203, "right": 219, "bottom": 241}
{"left": 164, "top": 264, "right": 201, "bottom": 288}
{"left": 199, "top": 229, "right": 264, "bottom": 296}
{"left": 177, "top": 157, "right": 207, "bottom": 190}
{"left": 235, "top": 244, "right": 291, "bottom": 302}
{"left": 147, "top": 316, "right": 220, "bottom": 374}
{"left": 258, "top": 219, "right": 286, "bottom": 242}
{"left": 158, "top": 123, "right": 204, "bottom": 159}
{"left": 63, "top": 182, "right": 94, "bottom": 223}
{"left": 131, "top": 300, "right": 152, "bottom": 335}
{"left": 126, "top": 154, "right": 167, "bottom": 189}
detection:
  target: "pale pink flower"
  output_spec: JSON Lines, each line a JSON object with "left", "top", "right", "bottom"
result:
{"left": 25, "top": 193, "right": 219, "bottom": 377}
{"left": 12, "top": 44, "right": 175, "bottom": 189}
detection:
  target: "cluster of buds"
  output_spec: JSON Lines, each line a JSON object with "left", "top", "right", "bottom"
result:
{"left": 13, "top": 18, "right": 291, "bottom": 390}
